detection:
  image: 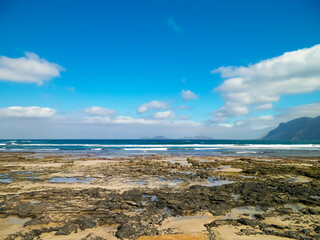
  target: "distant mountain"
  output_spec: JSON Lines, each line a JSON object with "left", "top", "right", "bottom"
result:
{"left": 183, "top": 135, "right": 213, "bottom": 139}
{"left": 263, "top": 116, "right": 320, "bottom": 140}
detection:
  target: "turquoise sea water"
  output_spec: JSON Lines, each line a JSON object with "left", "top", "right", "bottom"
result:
{"left": 1, "top": 139, "right": 320, "bottom": 157}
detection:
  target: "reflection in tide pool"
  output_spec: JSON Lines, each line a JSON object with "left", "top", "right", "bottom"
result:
{"left": 49, "top": 177, "right": 94, "bottom": 183}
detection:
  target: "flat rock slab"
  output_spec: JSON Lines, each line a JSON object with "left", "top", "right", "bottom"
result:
{"left": 137, "top": 233, "right": 208, "bottom": 240}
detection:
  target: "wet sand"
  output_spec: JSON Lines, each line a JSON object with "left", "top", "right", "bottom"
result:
{"left": 0, "top": 153, "right": 319, "bottom": 240}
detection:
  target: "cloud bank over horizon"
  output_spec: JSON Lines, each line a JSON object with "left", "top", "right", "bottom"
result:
{"left": 0, "top": 106, "right": 56, "bottom": 118}
{"left": 212, "top": 44, "right": 320, "bottom": 121}
{"left": 0, "top": 47, "right": 319, "bottom": 138}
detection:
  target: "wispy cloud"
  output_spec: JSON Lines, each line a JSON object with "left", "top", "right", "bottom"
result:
{"left": 0, "top": 52, "right": 64, "bottom": 85}
{"left": 212, "top": 44, "right": 320, "bottom": 121}
{"left": 182, "top": 90, "right": 199, "bottom": 101}
{"left": 152, "top": 110, "right": 175, "bottom": 119}
{"left": 0, "top": 106, "right": 56, "bottom": 118}
{"left": 234, "top": 101, "right": 320, "bottom": 130}
{"left": 138, "top": 100, "right": 168, "bottom": 114}
{"left": 84, "top": 106, "right": 118, "bottom": 116}
{"left": 168, "top": 18, "right": 183, "bottom": 34}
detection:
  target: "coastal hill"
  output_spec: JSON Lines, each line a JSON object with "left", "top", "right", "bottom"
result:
{"left": 263, "top": 116, "right": 320, "bottom": 140}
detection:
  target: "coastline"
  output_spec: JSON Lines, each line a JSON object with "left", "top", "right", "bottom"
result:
{"left": 0, "top": 152, "right": 319, "bottom": 240}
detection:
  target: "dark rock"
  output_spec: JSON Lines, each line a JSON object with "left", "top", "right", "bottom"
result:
{"left": 116, "top": 223, "right": 158, "bottom": 239}
{"left": 116, "top": 223, "right": 136, "bottom": 239}
{"left": 271, "top": 224, "right": 286, "bottom": 229}
{"left": 282, "top": 231, "right": 300, "bottom": 239}
{"left": 240, "top": 228, "right": 259, "bottom": 235}
{"left": 237, "top": 218, "right": 259, "bottom": 228}
{"left": 16, "top": 202, "right": 34, "bottom": 217}
{"left": 55, "top": 222, "right": 78, "bottom": 235}
{"left": 253, "top": 213, "right": 264, "bottom": 219}
{"left": 75, "top": 216, "right": 96, "bottom": 230}
{"left": 301, "top": 229, "right": 309, "bottom": 235}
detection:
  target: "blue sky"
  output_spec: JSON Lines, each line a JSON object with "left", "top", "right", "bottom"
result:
{"left": 0, "top": 0, "right": 320, "bottom": 138}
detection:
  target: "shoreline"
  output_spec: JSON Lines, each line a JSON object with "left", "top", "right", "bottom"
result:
{"left": 0, "top": 152, "right": 319, "bottom": 240}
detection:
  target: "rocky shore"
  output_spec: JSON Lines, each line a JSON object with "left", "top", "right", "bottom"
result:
{"left": 0, "top": 153, "right": 319, "bottom": 240}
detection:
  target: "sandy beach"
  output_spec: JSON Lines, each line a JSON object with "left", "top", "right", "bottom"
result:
{"left": 0, "top": 152, "right": 319, "bottom": 240}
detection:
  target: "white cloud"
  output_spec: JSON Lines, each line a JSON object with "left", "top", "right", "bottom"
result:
{"left": 85, "top": 114, "right": 201, "bottom": 127}
{"left": 86, "top": 116, "right": 160, "bottom": 125}
{"left": 257, "top": 115, "right": 274, "bottom": 120}
{"left": 212, "top": 44, "right": 320, "bottom": 120}
{"left": 253, "top": 103, "right": 273, "bottom": 111}
{"left": 0, "top": 113, "right": 266, "bottom": 139}
{"left": 153, "top": 110, "right": 175, "bottom": 119}
{"left": 0, "top": 106, "right": 56, "bottom": 118}
{"left": 138, "top": 100, "right": 168, "bottom": 114}
{"left": 168, "top": 18, "right": 183, "bottom": 33}
{"left": 234, "top": 102, "right": 320, "bottom": 131}
{"left": 84, "top": 106, "right": 117, "bottom": 116}
{"left": 219, "top": 123, "right": 233, "bottom": 128}
{"left": 182, "top": 90, "right": 199, "bottom": 101}
{"left": 277, "top": 101, "right": 320, "bottom": 121}
{"left": 0, "top": 52, "right": 64, "bottom": 85}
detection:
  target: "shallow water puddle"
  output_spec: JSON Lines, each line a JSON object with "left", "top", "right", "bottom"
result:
{"left": 223, "top": 206, "right": 264, "bottom": 219}
{"left": 0, "top": 173, "right": 12, "bottom": 183}
{"left": 310, "top": 195, "right": 320, "bottom": 200}
{"left": 173, "top": 178, "right": 185, "bottom": 183}
{"left": 163, "top": 207, "right": 173, "bottom": 215}
{"left": 154, "top": 177, "right": 185, "bottom": 184}
{"left": 168, "top": 159, "right": 189, "bottom": 166}
{"left": 0, "top": 178, "right": 12, "bottom": 183}
{"left": 142, "top": 194, "right": 158, "bottom": 201}
{"left": 155, "top": 177, "right": 166, "bottom": 181}
{"left": 284, "top": 203, "right": 306, "bottom": 212}
{"left": 239, "top": 175, "right": 257, "bottom": 179}
{"left": 126, "top": 180, "right": 147, "bottom": 185}
{"left": 49, "top": 177, "right": 94, "bottom": 183}
{"left": 0, "top": 171, "right": 42, "bottom": 183}
{"left": 13, "top": 171, "right": 34, "bottom": 174}
{"left": 285, "top": 176, "right": 311, "bottom": 183}
{"left": 231, "top": 193, "right": 241, "bottom": 200}
{"left": 205, "top": 176, "right": 235, "bottom": 187}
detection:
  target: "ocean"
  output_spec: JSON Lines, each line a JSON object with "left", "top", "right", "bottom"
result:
{"left": 1, "top": 139, "right": 320, "bottom": 157}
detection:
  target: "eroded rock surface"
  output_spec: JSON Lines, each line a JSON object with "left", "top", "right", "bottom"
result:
{"left": 0, "top": 153, "right": 319, "bottom": 239}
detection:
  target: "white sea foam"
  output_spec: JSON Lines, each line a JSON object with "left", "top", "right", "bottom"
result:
{"left": 19, "top": 143, "right": 320, "bottom": 148}
{"left": 194, "top": 148, "right": 219, "bottom": 150}
{"left": 7, "top": 143, "right": 320, "bottom": 153}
